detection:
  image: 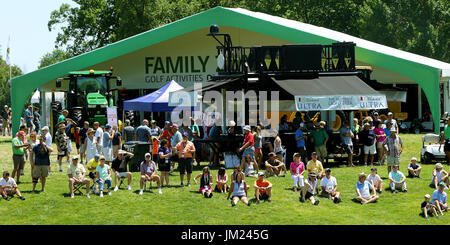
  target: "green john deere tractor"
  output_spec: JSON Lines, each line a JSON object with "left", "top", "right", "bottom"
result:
{"left": 55, "top": 69, "right": 122, "bottom": 127}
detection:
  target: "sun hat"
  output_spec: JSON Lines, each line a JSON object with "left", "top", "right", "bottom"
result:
{"left": 435, "top": 163, "right": 443, "bottom": 169}
{"left": 243, "top": 125, "right": 251, "bottom": 131}
{"left": 118, "top": 150, "right": 127, "bottom": 155}
{"left": 165, "top": 121, "right": 171, "bottom": 125}
{"left": 171, "top": 123, "right": 178, "bottom": 129}
{"left": 258, "top": 172, "right": 264, "bottom": 177}
{"left": 424, "top": 194, "right": 430, "bottom": 199}
{"left": 72, "top": 155, "right": 79, "bottom": 160}
{"left": 18, "top": 131, "right": 26, "bottom": 136}
{"left": 371, "top": 167, "right": 377, "bottom": 171}
{"left": 388, "top": 112, "right": 393, "bottom": 116}
{"left": 358, "top": 172, "right": 366, "bottom": 178}
{"left": 42, "top": 126, "right": 49, "bottom": 131}
{"left": 325, "top": 168, "right": 331, "bottom": 173}
{"left": 145, "top": 153, "right": 151, "bottom": 158}
{"left": 373, "top": 112, "right": 379, "bottom": 116}
{"left": 99, "top": 155, "right": 106, "bottom": 161}
{"left": 59, "top": 124, "right": 66, "bottom": 128}
{"left": 364, "top": 123, "right": 371, "bottom": 127}
{"left": 309, "top": 173, "right": 317, "bottom": 178}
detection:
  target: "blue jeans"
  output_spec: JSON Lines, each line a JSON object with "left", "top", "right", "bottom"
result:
{"left": 96, "top": 179, "right": 112, "bottom": 191}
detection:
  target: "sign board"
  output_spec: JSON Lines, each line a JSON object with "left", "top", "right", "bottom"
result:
{"left": 295, "top": 95, "right": 387, "bottom": 111}
{"left": 107, "top": 106, "right": 118, "bottom": 126}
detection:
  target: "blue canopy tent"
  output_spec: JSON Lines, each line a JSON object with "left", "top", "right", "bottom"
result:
{"left": 123, "top": 80, "right": 197, "bottom": 112}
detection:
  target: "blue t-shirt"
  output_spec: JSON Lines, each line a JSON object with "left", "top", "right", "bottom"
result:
{"left": 384, "top": 128, "right": 391, "bottom": 137}
{"left": 135, "top": 125, "right": 151, "bottom": 142}
{"left": 339, "top": 127, "right": 353, "bottom": 145}
{"left": 25, "top": 109, "right": 32, "bottom": 123}
{"left": 103, "top": 131, "right": 112, "bottom": 148}
{"left": 33, "top": 144, "right": 50, "bottom": 166}
{"left": 355, "top": 180, "right": 372, "bottom": 198}
{"left": 431, "top": 189, "right": 447, "bottom": 204}
{"left": 295, "top": 128, "right": 305, "bottom": 148}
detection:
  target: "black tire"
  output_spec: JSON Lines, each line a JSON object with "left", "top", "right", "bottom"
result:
{"left": 50, "top": 101, "right": 62, "bottom": 135}
{"left": 71, "top": 107, "right": 83, "bottom": 126}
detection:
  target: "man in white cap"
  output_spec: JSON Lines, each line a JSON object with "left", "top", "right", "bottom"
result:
{"left": 407, "top": 157, "right": 422, "bottom": 178}
{"left": 1, "top": 105, "right": 9, "bottom": 136}
{"left": 67, "top": 155, "right": 91, "bottom": 198}
{"left": 238, "top": 125, "right": 255, "bottom": 169}
{"left": 384, "top": 112, "right": 398, "bottom": 134}
{"left": 42, "top": 126, "right": 52, "bottom": 147}
{"left": 295, "top": 122, "right": 308, "bottom": 162}
{"left": 383, "top": 128, "right": 403, "bottom": 175}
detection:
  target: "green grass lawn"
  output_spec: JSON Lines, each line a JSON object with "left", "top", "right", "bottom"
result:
{"left": 0, "top": 134, "right": 448, "bottom": 225}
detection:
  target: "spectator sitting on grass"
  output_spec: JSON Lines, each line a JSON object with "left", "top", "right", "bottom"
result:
{"left": 300, "top": 173, "right": 320, "bottom": 205}
{"left": 431, "top": 182, "right": 448, "bottom": 216}
{"left": 0, "top": 171, "right": 25, "bottom": 201}
{"left": 388, "top": 164, "right": 407, "bottom": 193}
{"left": 194, "top": 166, "right": 213, "bottom": 198}
{"left": 254, "top": 172, "right": 272, "bottom": 204}
{"left": 290, "top": 153, "right": 305, "bottom": 193}
{"left": 367, "top": 167, "right": 383, "bottom": 193}
{"left": 243, "top": 154, "right": 258, "bottom": 178}
{"left": 320, "top": 168, "right": 341, "bottom": 203}
{"left": 407, "top": 157, "right": 422, "bottom": 178}
{"left": 421, "top": 194, "right": 440, "bottom": 220}
{"left": 431, "top": 163, "right": 449, "bottom": 189}
{"left": 227, "top": 171, "right": 250, "bottom": 207}
{"left": 265, "top": 152, "right": 286, "bottom": 177}
{"left": 215, "top": 167, "right": 228, "bottom": 193}
{"left": 355, "top": 172, "right": 379, "bottom": 204}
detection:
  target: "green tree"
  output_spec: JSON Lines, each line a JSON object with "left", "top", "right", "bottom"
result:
{"left": 38, "top": 49, "right": 72, "bottom": 69}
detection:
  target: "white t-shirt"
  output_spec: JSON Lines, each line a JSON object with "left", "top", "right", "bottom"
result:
{"left": 0, "top": 177, "right": 16, "bottom": 189}
{"left": 95, "top": 127, "right": 104, "bottom": 146}
{"left": 45, "top": 133, "right": 52, "bottom": 147}
{"left": 367, "top": 173, "right": 382, "bottom": 186}
{"left": 306, "top": 178, "right": 318, "bottom": 194}
{"left": 320, "top": 176, "right": 337, "bottom": 192}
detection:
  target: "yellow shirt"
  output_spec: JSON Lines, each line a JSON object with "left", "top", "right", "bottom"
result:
{"left": 87, "top": 159, "right": 99, "bottom": 173}
{"left": 307, "top": 160, "right": 323, "bottom": 174}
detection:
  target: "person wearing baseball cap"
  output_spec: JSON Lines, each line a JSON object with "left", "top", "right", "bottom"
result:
{"left": 238, "top": 125, "right": 255, "bottom": 170}
{"left": 253, "top": 172, "right": 272, "bottom": 204}
{"left": 320, "top": 168, "right": 341, "bottom": 203}
{"left": 311, "top": 119, "right": 329, "bottom": 163}
{"left": 300, "top": 172, "right": 320, "bottom": 205}
{"left": 265, "top": 152, "right": 286, "bottom": 178}
{"left": 421, "top": 193, "right": 439, "bottom": 220}
{"left": 360, "top": 122, "right": 377, "bottom": 167}
{"left": 355, "top": 172, "right": 379, "bottom": 204}
{"left": 55, "top": 123, "right": 69, "bottom": 172}
{"left": 11, "top": 130, "right": 29, "bottom": 184}
{"left": 149, "top": 119, "right": 162, "bottom": 137}
{"left": 306, "top": 152, "right": 324, "bottom": 179}
{"left": 407, "top": 157, "right": 422, "bottom": 178}
{"left": 384, "top": 112, "right": 398, "bottom": 134}
{"left": 432, "top": 163, "right": 449, "bottom": 189}
{"left": 175, "top": 131, "right": 196, "bottom": 187}
{"left": 67, "top": 155, "right": 91, "bottom": 198}
{"left": 139, "top": 153, "right": 162, "bottom": 195}
{"left": 431, "top": 182, "right": 449, "bottom": 215}
{"left": 384, "top": 126, "right": 404, "bottom": 175}
{"left": 388, "top": 164, "right": 407, "bottom": 193}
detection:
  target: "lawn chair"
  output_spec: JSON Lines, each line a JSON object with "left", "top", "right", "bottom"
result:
{"left": 73, "top": 183, "right": 83, "bottom": 195}
{"left": 118, "top": 176, "right": 126, "bottom": 189}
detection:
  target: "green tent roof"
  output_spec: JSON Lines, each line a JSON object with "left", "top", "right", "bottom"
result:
{"left": 11, "top": 6, "right": 450, "bottom": 134}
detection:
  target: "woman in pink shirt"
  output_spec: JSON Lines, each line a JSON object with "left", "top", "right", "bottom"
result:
{"left": 290, "top": 153, "right": 305, "bottom": 192}
{"left": 374, "top": 123, "right": 386, "bottom": 165}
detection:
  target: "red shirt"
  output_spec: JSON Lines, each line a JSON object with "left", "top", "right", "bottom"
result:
{"left": 75, "top": 131, "right": 80, "bottom": 144}
{"left": 161, "top": 129, "right": 171, "bottom": 147}
{"left": 244, "top": 132, "right": 254, "bottom": 147}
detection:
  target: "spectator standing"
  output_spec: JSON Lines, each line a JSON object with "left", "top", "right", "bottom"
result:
{"left": 42, "top": 126, "right": 52, "bottom": 147}
{"left": 102, "top": 124, "right": 114, "bottom": 165}
{"left": 135, "top": 119, "right": 152, "bottom": 142}
{"left": 441, "top": 117, "right": 450, "bottom": 164}
{"left": 431, "top": 182, "right": 448, "bottom": 215}
{"left": 292, "top": 112, "right": 303, "bottom": 131}
{"left": 96, "top": 156, "right": 113, "bottom": 197}
{"left": 388, "top": 164, "right": 407, "bottom": 193}
{"left": 112, "top": 150, "right": 134, "bottom": 191}
{"left": 111, "top": 125, "right": 122, "bottom": 157}
{"left": 93, "top": 122, "right": 104, "bottom": 155}
{"left": 24, "top": 105, "right": 33, "bottom": 135}
{"left": 123, "top": 120, "right": 135, "bottom": 143}
{"left": 407, "top": 157, "right": 422, "bottom": 178}
{"left": 160, "top": 121, "right": 172, "bottom": 146}
{"left": 367, "top": 167, "right": 383, "bottom": 193}
{"left": 238, "top": 125, "right": 255, "bottom": 167}
{"left": 149, "top": 120, "right": 162, "bottom": 137}
{"left": 11, "top": 131, "right": 28, "bottom": 184}
{"left": 2, "top": 105, "right": 9, "bottom": 136}
{"left": 254, "top": 172, "right": 272, "bottom": 203}
{"left": 170, "top": 124, "right": 183, "bottom": 174}
{"left": 158, "top": 139, "right": 171, "bottom": 187}
{"left": 372, "top": 112, "right": 382, "bottom": 128}
{"left": 175, "top": 132, "right": 196, "bottom": 187}
{"left": 67, "top": 155, "right": 91, "bottom": 198}
{"left": 339, "top": 121, "right": 354, "bottom": 167}
{"left": 355, "top": 172, "right": 379, "bottom": 204}
{"left": 33, "top": 107, "right": 40, "bottom": 133}
{"left": 0, "top": 171, "right": 25, "bottom": 200}
{"left": 189, "top": 117, "right": 202, "bottom": 165}
{"left": 79, "top": 121, "right": 89, "bottom": 164}
{"left": 383, "top": 129, "right": 404, "bottom": 175}
{"left": 384, "top": 112, "right": 399, "bottom": 134}
{"left": 83, "top": 128, "right": 97, "bottom": 163}
{"left": 295, "top": 123, "right": 308, "bottom": 163}
{"left": 27, "top": 132, "right": 39, "bottom": 179}
{"left": 290, "top": 153, "right": 305, "bottom": 192}
{"left": 320, "top": 168, "right": 341, "bottom": 203}
{"left": 310, "top": 122, "right": 329, "bottom": 163}
{"left": 374, "top": 122, "right": 386, "bottom": 165}
{"left": 253, "top": 125, "right": 263, "bottom": 168}
{"left": 359, "top": 122, "right": 377, "bottom": 166}
{"left": 55, "top": 124, "right": 69, "bottom": 172}
{"left": 139, "top": 153, "right": 162, "bottom": 195}
{"left": 74, "top": 127, "right": 81, "bottom": 156}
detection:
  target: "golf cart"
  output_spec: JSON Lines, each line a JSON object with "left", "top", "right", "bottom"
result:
{"left": 420, "top": 134, "right": 446, "bottom": 164}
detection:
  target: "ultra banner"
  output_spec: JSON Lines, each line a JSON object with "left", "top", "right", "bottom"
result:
{"left": 295, "top": 95, "right": 387, "bottom": 111}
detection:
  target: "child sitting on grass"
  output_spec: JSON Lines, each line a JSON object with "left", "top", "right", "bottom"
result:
{"left": 421, "top": 194, "right": 440, "bottom": 220}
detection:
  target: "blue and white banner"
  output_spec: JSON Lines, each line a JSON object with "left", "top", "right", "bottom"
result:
{"left": 295, "top": 95, "right": 387, "bottom": 111}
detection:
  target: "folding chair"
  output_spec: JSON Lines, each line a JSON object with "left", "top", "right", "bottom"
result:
{"left": 73, "top": 183, "right": 83, "bottom": 195}
{"left": 144, "top": 178, "right": 153, "bottom": 190}
{"left": 118, "top": 176, "right": 126, "bottom": 189}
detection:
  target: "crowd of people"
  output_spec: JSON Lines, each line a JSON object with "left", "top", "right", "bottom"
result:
{"left": 1, "top": 108, "right": 448, "bottom": 220}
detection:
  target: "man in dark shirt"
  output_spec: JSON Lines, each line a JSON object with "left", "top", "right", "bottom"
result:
{"left": 32, "top": 136, "right": 53, "bottom": 192}
{"left": 112, "top": 150, "right": 134, "bottom": 191}
{"left": 79, "top": 121, "right": 89, "bottom": 164}
{"left": 135, "top": 120, "right": 151, "bottom": 142}
{"left": 359, "top": 123, "right": 377, "bottom": 166}
{"left": 123, "top": 120, "right": 135, "bottom": 143}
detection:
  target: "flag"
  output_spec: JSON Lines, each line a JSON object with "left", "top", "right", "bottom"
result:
{"left": 6, "top": 35, "right": 11, "bottom": 65}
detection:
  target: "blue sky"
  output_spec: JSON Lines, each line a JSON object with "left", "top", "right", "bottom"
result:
{"left": 0, "top": 0, "right": 75, "bottom": 73}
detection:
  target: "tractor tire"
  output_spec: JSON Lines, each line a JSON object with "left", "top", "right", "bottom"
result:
{"left": 51, "top": 101, "right": 62, "bottom": 135}
{"left": 332, "top": 111, "right": 347, "bottom": 131}
{"left": 71, "top": 107, "right": 84, "bottom": 126}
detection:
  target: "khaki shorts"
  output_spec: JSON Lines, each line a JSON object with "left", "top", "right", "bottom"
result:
{"left": 386, "top": 156, "right": 400, "bottom": 166}
{"left": 314, "top": 145, "right": 327, "bottom": 159}
{"left": 2, "top": 120, "right": 8, "bottom": 130}
{"left": 112, "top": 145, "right": 120, "bottom": 156}
{"left": 13, "top": 154, "right": 25, "bottom": 170}
{"left": 33, "top": 165, "right": 49, "bottom": 178}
